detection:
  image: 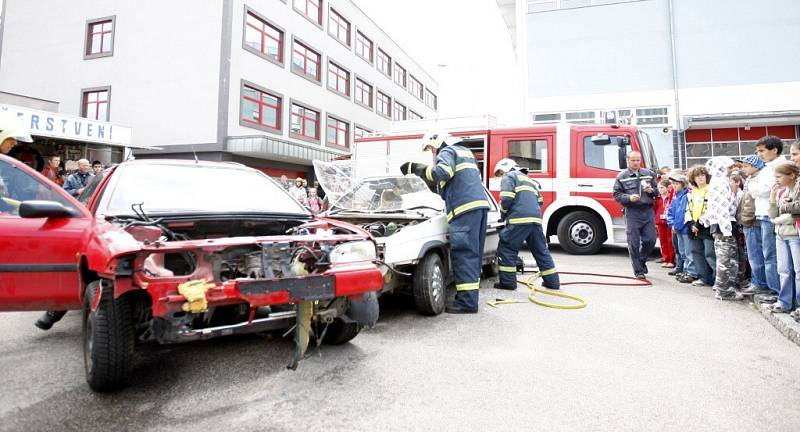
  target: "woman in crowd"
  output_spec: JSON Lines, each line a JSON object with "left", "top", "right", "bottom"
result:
{"left": 685, "top": 165, "right": 715, "bottom": 287}
{"left": 768, "top": 161, "right": 800, "bottom": 314}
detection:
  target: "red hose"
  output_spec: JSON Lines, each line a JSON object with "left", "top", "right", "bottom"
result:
{"left": 557, "top": 271, "right": 652, "bottom": 287}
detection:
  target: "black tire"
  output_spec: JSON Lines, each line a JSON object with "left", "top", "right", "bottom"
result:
{"left": 83, "top": 280, "right": 135, "bottom": 392}
{"left": 556, "top": 210, "right": 605, "bottom": 255}
{"left": 413, "top": 252, "right": 446, "bottom": 315}
{"left": 321, "top": 319, "right": 361, "bottom": 345}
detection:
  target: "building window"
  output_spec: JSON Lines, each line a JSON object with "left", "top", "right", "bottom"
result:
{"left": 293, "top": 0, "right": 322, "bottom": 26}
{"left": 81, "top": 88, "right": 110, "bottom": 121}
{"left": 355, "top": 31, "right": 373, "bottom": 63}
{"left": 377, "top": 48, "right": 392, "bottom": 77}
{"left": 327, "top": 61, "right": 350, "bottom": 97}
{"left": 85, "top": 17, "right": 114, "bottom": 58}
{"left": 393, "top": 101, "right": 406, "bottom": 121}
{"left": 532, "top": 113, "right": 561, "bottom": 123}
{"left": 354, "top": 126, "right": 372, "bottom": 140}
{"left": 635, "top": 107, "right": 669, "bottom": 125}
{"left": 409, "top": 111, "right": 423, "bottom": 121}
{"left": 290, "top": 103, "right": 320, "bottom": 142}
{"left": 409, "top": 76, "right": 423, "bottom": 100}
{"left": 565, "top": 111, "right": 596, "bottom": 124}
{"left": 291, "top": 39, "right": 321, "bottom": 82}
{"left": 328, "top": 8, "right": 350, "bottom": 46}
{"left": 394, "top": 63, "right": 407, "bottom": 87}
{"left": 376, "top": 91, "right": 391, "bottom": 118}
{"left": 355, "top": 78, "right": 373, "bottom": 109}
{"left": 244, "top": 10, "right": 284, "bottom": 64}
{"left": 241, "top": 83, "right": 282, "bottom": 132}
{"left": 327, "top": 116, "right": 350, "bottom": 148}
{"left": 424, "top": 89, "right": 438, "bottom": 110}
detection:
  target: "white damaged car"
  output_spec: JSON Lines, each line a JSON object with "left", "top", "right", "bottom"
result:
{"left": 318, "top": 171, "right": 503, "bottom": 315}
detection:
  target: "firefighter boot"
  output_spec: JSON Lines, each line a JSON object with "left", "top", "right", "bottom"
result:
{"left": 35, "top": 310, "right": 67, "bottom": 330}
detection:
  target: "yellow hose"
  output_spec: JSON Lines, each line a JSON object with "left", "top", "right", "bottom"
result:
{"left": 488, "top": 272, "right": 588, "bottom": 310}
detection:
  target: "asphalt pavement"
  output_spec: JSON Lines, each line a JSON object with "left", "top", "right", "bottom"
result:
{"left": 1, "top": 245, "right": 799, "bottom": 432}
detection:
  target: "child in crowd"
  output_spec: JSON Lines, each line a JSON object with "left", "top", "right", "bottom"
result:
{"left": 737, "top": 155, "right": 772, "bottom": 297}
{"left": 730, "top": 172, "right": 749, "bottom": 285}
{"left": 307, "top": 187, "right": 324, "bottom": 215}
{"left": 685, "top": 165, "right": 715, "bottom": 287}
{"left": 667, "top": 174, "right": 697, "bottom": 282}
{"left": 655, "top": 179, "right": 675, "bottom": 268}
{"left": 768, "top": 161, "right": 800, "bottom": 314}
{"left": 702, "top": 157, "right": 741, "bottom": 300}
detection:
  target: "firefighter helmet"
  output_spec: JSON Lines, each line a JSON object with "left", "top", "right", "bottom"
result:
{"left": 420, "top": 130, "right": 451, "bottom": 152}
{"left": 493, "top": 158, "right": 518, "bottom": 177}
{"left": 0, "top": 111, "right": 33, "bottom": 145}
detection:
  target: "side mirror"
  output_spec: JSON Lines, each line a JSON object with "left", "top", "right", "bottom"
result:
{"left": 19, "top": 200, "right": 76, "bottom": 219}
{"left": 591, "top": 134, "right": 611, "bottom": 145}
{"left": 618, "top": 146, "right": 628, "bottom": 170}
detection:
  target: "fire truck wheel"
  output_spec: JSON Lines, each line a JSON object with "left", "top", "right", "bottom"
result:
{"left": 322, "top": 319, "right": 361, "bottom": 345}
{"left": 413, "top": 252, "right": 447, "bottom": 315}
{"left": 556, "top": 211, "right": 604, "bottom": 255}
{"left": 82, "top": 280, "right": 135, "bottom": 392}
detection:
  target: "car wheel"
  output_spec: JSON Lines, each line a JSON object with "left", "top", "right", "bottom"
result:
{"left": 83, "top": 280, "right": 135, "bottom": 392}
{"left": 321, "top": 319, "right": 361, "bottom": 345}
{"left": 556, "top": 210, "right": 605, "bottom": 255}
{"left": 413, "top": 252, "right": 446, "bottom": 315}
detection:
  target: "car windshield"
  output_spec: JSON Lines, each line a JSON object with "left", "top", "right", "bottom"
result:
{"left": 332, "top": 176, "right": 444, "bottom": 213}
{"left": 101, "top": 163, "right": 310, "bottom": 216}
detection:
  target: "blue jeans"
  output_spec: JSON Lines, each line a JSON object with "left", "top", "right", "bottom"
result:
{"left": 691, "top": 236, "right": 716, "bottom": 285}
{"left": 743, "top": 223, "right": 767, "bottom": 289}
{"left": 675, "top": 232, "right": 695, "bottom": 275}
{"left": 757, "top": 217, "right": 781, "bottom": 293}
{"left": 775, "top": 236, "right": 800, "bottom": 309}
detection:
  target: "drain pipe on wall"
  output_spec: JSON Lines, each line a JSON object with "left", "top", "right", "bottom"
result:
{"left": 667, "top": 0, "right": 684, "bottom": 168}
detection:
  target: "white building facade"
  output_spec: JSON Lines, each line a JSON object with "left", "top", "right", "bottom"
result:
{"left": 497, "top": 0, "right": 800, "bottom": 167}
{"left": 0, "top": 0, "right": 439, "bottom": 178}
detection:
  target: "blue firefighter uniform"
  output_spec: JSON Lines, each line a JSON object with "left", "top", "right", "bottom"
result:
{"left": 424, "top": 144, "right": 490, "bottom": 312}
{"left": 613, "top": 167, "right": 659, "bottom": 277}
{"left": 496, "top": 169, "right": 560, "bottom": 289}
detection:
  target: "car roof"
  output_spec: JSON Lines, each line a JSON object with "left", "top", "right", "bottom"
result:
{"left": 119, "top": 159, "right": 251, "bottom": 169}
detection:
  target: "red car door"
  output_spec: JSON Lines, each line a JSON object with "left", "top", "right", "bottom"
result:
{"left": 0, "top": 155, "right": 91, "bottom": 311}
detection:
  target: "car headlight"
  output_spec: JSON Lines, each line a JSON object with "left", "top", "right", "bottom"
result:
{"left": 330, "top": 240, "right": 377, "bottom": 264}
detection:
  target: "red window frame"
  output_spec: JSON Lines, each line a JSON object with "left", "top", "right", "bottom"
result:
{"left": 291, "top": 103, "right": 320, "bottom": 141}
{"left": 355, "top": 78, "right": 373, "bottom": 108}
{"left": 292, "top": 40, "right": 321, "bottom": 81}
{"left": 393, "top": 101, "right": 406, "bottom": 121}
{"left": 241, "top": 85, "right": 282, "bottom": 130}
{"left": 328, "top": 61, "right": 350, "bottom": 96}
{"left": 245, "top": 11, "right": 283, "bottom": 62}
{"left": 394, "top": 63, "right": 407, "bottom": 87}
{"left": 377, "top": 91, "right": 391, "bottom": 117}
{"left": 328, "top": 8, "right": 350, "bottom": 45}
{"left": 86, "top": 19, "right": 113, "bottom": 55}
{"left": 425, "top": 89, "right": 438, "bottom": 110}
{"left": 355, "top": 31, "right": 373, "bottom": 63}
{"left": 295, "top": 0, "right": 322, "bottom": 25}
{"left": 327, "top": 116, "right": 349, "bottom": 148}
{"left": 81, "top": 89, "right": 109, "bottom": 121}
{"left": 409, "top": 76, "right": 423, "bottom": 100}
{"left": 377, "top": 48, "right": 392, "bottom": 77}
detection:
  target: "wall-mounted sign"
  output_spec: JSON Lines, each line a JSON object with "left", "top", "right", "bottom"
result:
{"left": 0, "top": 103, "right": 132, "bottom": 146}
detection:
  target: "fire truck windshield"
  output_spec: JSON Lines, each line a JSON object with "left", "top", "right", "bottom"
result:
{"left": 637, "top": 130, "right": 659, "bottom": 169}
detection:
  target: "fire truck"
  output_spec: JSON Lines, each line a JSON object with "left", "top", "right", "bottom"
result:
{"left": 352, "top": 120, "right": 660, "bottom": 255}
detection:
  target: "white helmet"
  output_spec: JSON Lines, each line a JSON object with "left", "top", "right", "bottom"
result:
{"left": 421, "top": 130, "right": 452, "bottom": 152}
{"left": 0, "top": 111, "right": 33, "bottom": 145}
{"left": 493, "top": 158, "right": 518, "bottom": 177}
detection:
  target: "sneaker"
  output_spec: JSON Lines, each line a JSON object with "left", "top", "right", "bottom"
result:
{"left": 668, "top": 269, "right": 679, "bottom": 276}
{"left": 754, "top": 294, "right": 778, "bottom": 304}
{"left": 677, "top": 274, "right": 695, "bottom": 284}
{"left": 691, "top": 279, "right": 707, "bottom": 287}
{"left": 635, "top": 274, "right": 647, "bottom": 280}
{"left": 715, "top": 292, "right": 744, "bottom": 301}
{"left": 740, "top": 284, "right": 762, "bottom": 295}
{"left": 663, "top": 263, "right": 675, "bottom": 268}
{"left": 790, "top": 309, "right": 800, "bottom": 322}
{"left": 660, "top": 262, "right": 669, "bottom": 268}
{"left": 769, "top": 302, "right": 791, "bottom": 313}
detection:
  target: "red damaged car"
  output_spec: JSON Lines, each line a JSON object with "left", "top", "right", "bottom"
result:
{"left": 0, "top": 155, "right": 383, "bottom": 391}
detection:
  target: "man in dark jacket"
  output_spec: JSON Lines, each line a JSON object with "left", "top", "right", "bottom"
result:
{"left": 613, "top": 151, "right": 658, "bottom": 279}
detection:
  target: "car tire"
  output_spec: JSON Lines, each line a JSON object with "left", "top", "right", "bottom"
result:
{"left": 321, "top": 319, "right": 361, "bottom": 345}
{"left": 83, "top": 280, "right": 135, "bottom": 392}
{"left": 556, "top": 211, "right": 605, "bottom": 255}
{"left": 413, "top": 252, "right": 446, "bottom": 315}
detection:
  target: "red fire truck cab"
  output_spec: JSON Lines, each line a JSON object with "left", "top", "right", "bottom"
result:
{"left": 353, "top": 122, "right": 660, "bottom": 255}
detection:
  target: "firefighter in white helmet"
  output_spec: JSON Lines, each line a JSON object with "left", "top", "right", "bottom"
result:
{"left": 493, "top": 158, "right": 560, "bottom": 290}
{"left": 0, "top": 111, "right": 33, "bottom": 155}
{"left": 401, "top": 131, "right": 489, "bottom": 313}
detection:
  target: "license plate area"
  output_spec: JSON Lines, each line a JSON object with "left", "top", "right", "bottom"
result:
{"left": 238, "top": 276, "right": 335, "bottom": 301}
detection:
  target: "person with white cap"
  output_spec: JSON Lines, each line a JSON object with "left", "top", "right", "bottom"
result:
{"left": 0, "top": 111, "right": 33, "bottom": 155}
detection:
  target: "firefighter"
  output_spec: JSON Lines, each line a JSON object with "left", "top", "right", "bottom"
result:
{"left": 612, "top": 151, "right": 658, "bottom": 279}
{"left": 493, "top": 158, "right": 560, "bottom": 290}
{"left": 401, "top": 131, "right": 489, "bottom": 314}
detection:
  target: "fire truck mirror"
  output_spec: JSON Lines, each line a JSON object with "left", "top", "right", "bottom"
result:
{"left": 590, "top": 134, "right": 611, "bottom": 145}
{"left": 618, "top": 146, "right": 628, "bottom": 170}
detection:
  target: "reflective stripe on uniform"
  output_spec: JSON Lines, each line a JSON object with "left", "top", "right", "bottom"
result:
{"left": 540, "top": 267, "right": 558, "bottom": 276}
{"left": 517, "top": 175, "right": 535, "bottom": 184}
{"left": 455, "top": 162, "right": 479, "bottom": 172}
{"left": 455, "top": 282, "right": 480, "bottom": 291}
{"left": 455, "top": 149, "right": 474, "bottom": 158}
{"left": 619, "top": 177, "right": 639, "bottom": 183}
{"left": 446, "top": 199, "right": 490, "bottom": 221}
{"left": 515, "top": 185, "right": 536, "bottom": 193}
{"left": 500, "top": 191, "right": 516, "bottom": 198}
{"left": 508, "top": 217, "right": 542, "bottom": 225}
{"left": 437, "top": 163, "right": 454, "bottom": 178}
{"left": 425, "top": 165, "right": 433, "bottom": 181}
{"left": 499, "top": 265, "right": 517, "bottom": 273}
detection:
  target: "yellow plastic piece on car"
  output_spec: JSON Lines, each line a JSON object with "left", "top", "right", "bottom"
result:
{"left": 178, "top": 279, "right": 216, "bottom": 313}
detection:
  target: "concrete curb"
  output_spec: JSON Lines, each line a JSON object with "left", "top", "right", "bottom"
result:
{"left": 751, "top": 302, "right": 800, "bottom": 346}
